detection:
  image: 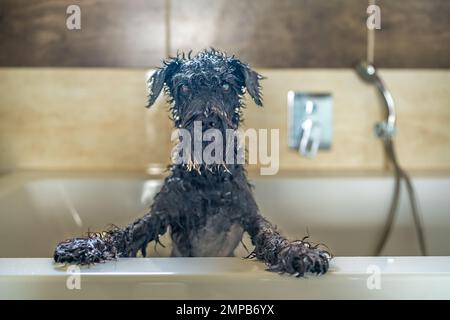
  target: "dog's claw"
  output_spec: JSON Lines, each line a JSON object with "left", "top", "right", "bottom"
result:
{"left": 270, "top": 242, "right": 330, "bottom": 277}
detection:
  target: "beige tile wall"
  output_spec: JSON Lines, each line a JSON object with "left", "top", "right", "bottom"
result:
{"left": 384, "top": 70, "right": 450, "bottom": 171}
{"left": 0, "top": 68, "right": 449, "bottom": 174}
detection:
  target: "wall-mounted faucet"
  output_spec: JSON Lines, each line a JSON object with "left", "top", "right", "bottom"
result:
{"left": 288, "top": 92, "right": 333, "bottom": 158}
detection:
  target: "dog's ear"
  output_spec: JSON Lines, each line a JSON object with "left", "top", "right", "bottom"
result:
{"left": 232, "top": 59, "right": 263, "bottom": 106}
{"left": 146, "top": 58, "right": 181, "bottom": 108}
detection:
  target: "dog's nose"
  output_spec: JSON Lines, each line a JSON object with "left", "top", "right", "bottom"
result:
{"left": 205, "top": 119, "right": 217, "bottom": 128}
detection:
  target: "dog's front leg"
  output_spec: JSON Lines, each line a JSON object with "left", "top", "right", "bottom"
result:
{"left": 54, "top": 204, "right": 170, "bottom": 265}
{"left": 245, "top": 215, "right": 331, "bottom": 277}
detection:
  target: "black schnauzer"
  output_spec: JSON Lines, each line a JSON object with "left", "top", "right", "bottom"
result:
{"left": 54, "top": 49, "right": 330, "bottom": 277}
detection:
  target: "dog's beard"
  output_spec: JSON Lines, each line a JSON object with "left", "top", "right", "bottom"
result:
{"left": 171, "top": 122, "right": 244, "bottom": 173}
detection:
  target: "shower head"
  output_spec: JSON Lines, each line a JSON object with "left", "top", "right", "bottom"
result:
{"left": 355, "top": 61, "right": 378, "bottom": 83}
{"left": 355, "top": 61, "right": 397, "bottom": 138}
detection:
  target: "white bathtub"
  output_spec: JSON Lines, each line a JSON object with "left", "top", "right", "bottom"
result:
{"left": 0, "top": 171, "right": 449, "bottom": 299}
{"left": 1, "top": 257, "right": 450, "bottom": 299}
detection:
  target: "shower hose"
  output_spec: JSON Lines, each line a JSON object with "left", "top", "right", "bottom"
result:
{"left": 375, "top": 138, "right": 428, "bottom": 256}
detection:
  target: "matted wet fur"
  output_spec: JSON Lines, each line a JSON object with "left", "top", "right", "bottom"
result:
{"left": 54, "top": 49, "right": 331, "bottom": 277}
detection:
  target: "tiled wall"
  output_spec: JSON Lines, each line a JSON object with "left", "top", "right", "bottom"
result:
{"left": 1, "top": 68, "right": 449, "bottom": 174}
{"left": 0, "top": 0, "right": 449, "bottom": 68}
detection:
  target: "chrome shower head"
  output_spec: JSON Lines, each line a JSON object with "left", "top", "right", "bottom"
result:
{"left": 355, "top": 61, "right": 397, "bottom": 138}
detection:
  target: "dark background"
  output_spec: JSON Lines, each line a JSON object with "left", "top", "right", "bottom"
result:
{"left": 0, "top": 0, "right": 449, "bottom": 68}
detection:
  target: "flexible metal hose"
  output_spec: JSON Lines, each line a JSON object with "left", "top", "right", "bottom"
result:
{"left": 375, "top": 139, "right": 428, "bottom": 256}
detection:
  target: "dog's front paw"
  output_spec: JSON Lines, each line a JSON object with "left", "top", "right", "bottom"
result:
{"left": 54, "top": 237, "right": 116, "bottom": 265}
{"left": 270, "top": 241, "right": 331, "bottom": 277}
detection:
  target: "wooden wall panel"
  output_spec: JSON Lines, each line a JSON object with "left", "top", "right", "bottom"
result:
{"left": 0, "top": 0, "right": 166, "bottom": 67}
{"left": 171, "top": 0, "right": 367, "bottom": 68}
{"left": 0, "top": 0, "right": 448, "bottom": 67}
{"left": 375, "top": 0, "right": 450, "bottom": 68}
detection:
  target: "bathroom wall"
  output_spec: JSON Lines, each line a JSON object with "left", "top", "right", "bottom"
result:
{"left": 1, "top": 68, "right": 449, "bottom": 174}
{"left": 1, "top": 0, "right": 449, "bottom": 68}
{"left": 0, "top": 0, "right": 449, "bottom": 174}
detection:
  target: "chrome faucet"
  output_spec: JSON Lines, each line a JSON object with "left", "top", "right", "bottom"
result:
{"left": 298, "top": 100, "right": 320, "bottom": 157}
{"left": 288, "top": 92, "right": 333, "bottom": 158}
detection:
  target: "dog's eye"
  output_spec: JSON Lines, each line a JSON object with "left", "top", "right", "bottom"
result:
{"left": 222, "top": 83, "right": 230, "bottom": 93}
{"left": 181, "top": 84, "right": 190, "bottom": 94}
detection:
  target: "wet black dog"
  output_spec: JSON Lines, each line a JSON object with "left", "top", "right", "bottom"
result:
{"left": 54, "top": 49, "right": 330, "bottom": 277}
